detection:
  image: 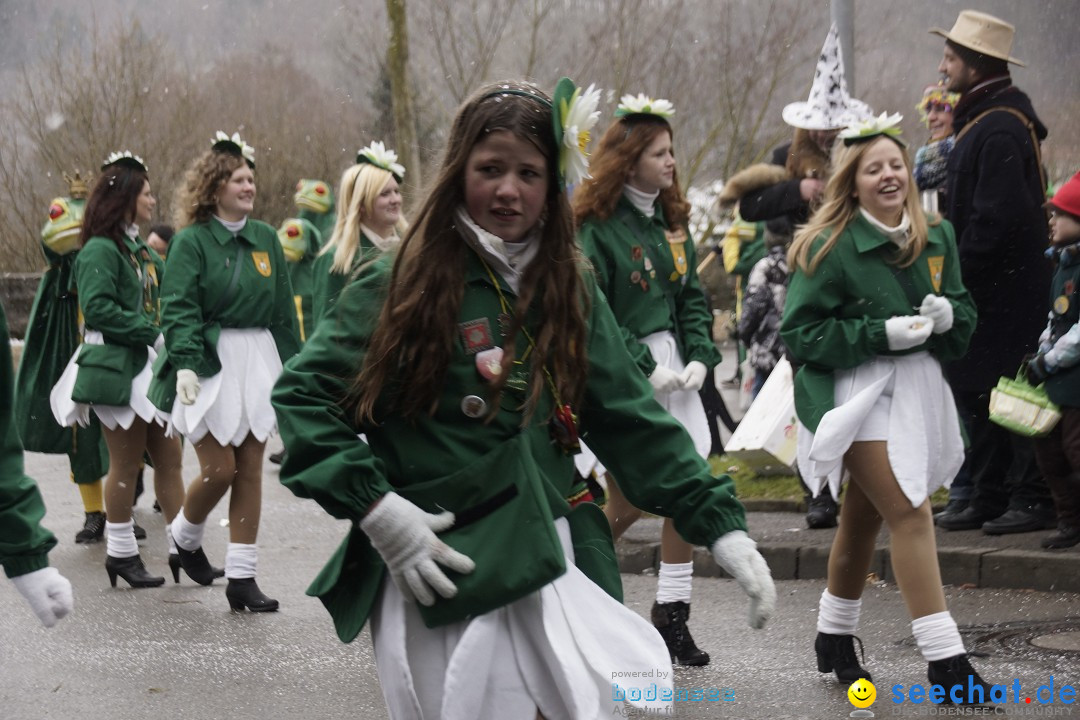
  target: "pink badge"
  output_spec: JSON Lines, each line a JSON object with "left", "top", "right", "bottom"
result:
{"left": 476, "top": 347, "right": 504, "bottom": 382}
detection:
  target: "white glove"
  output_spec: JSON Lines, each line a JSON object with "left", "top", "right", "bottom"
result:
{"left": 919, "top": 294, "right": 953, "bottom": 334}
{"left": 359, "top": 492, "right": 475, "bottom": 606}
{"left": 176, "top": 369, "right": 200, "bottom": 405}
{"left": 680, "top": 361, "right": 709, "bottom": 392}
{"left": 649, "top": 365, "right": 683, "bottom": 394}
{"left": 11, "top": 567, "right": 73, "bottom": 628}
{"left": 710, "top": 530, "right": 776, "bottom": 629}
{"left": 153, "top": 334, "right": 165, "bottom": 353}
{"left": 884, "top": 315, "right": 934, "bottom": 351}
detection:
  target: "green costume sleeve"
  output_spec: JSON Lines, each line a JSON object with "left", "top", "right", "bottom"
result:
{"left": 578, "top": 277, "right": 747, "bottom": 545}
{"left": 75, "top": 238, "right": 159, "bottom": 347}
{"left": 781, "top": 235, "right": 890, "bottom": 370}
{"left": 159, "top": 230, "right": 211, "bottom": 374}
{"left": 579, "top": 222, "right": 658, "bottom": 377}
{"left": 673, "top": 231, "right": 723, "bottom": 369}
{"left": 272, "top": 256, "right": 394, "bottom": 521}
{"left": 312, "top": 251, "right": 348, "bottom": 325}
{"left": 0, "top": 302, "right": 56, "bottom": 578}
{"left": 269, "top": 237, "right": 302, "bottom": 364}
{"left": 927, "top": 221, "right": 977, "bottom": 361}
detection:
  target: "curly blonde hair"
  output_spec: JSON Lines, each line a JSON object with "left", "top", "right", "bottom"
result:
{"left": 173, "top": 150, "right": 247, "bottom": 228}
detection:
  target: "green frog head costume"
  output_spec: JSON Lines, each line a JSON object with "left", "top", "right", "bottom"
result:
{"left": 276, "top": 217, "right": 321, "bottom": 343}
{"left": 294, "top": 179, "right": 335, "bottom": 247}
{"left": 41, "top": 172, "right": 88, "bottom": 257}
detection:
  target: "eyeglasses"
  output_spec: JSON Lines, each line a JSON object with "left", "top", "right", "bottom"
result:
{"left": 923, "top": 102, "right": 954, "bottom": 115}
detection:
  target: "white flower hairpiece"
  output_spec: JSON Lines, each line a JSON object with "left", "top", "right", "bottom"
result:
{"left": 357, "top": 141, "right": 405, "bottom": 181}
{"left": 212, "top": 131, "right": 256, "bottom": 166}
{"left": 839, "top": 112, "right": 906, "bottom": 146}
{"left": 101, "top": 150, "right": 148, "bottom": 172}
{"left": 557, "top": 83, "right": 602, "bottom": 188}
{"left": 614, "top": 94, "right": 675, "bottom": 119}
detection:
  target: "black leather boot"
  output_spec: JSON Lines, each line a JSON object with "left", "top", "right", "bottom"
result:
{"left": 174, "top": 544, "right": 220, "bottom": 586}
{"left": 651, "top": 601, "right": 710, "bottom": 666}
{"left": 927, "top": 654, "right": 992, "bottom": 704}
{"left": 806, "top": 494, "right": 838, "bottom": 529}
{"left": 106, "top": 554, "right": 165, "bottom": 588}
{"left": 75, "top": 511, "right": 106, "bottom": 544}
{"left": 168, "top": 553, "right": 225, "bottom": 584}
{"left": 815, "top": 632, "right": 872, "bottom": 684}
{"left": 226, "top": 578, "right": 279, "bottom": 612}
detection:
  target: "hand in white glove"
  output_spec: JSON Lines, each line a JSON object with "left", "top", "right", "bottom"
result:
{"left": 680, "top": 361, "right": 709, "bottom": 392}
{"left": 11, "top": 567, "right": 73, "bottom": 628}
{"left": 884, "top": 315, "right": 934, "bottom": 351}
{"left": 176, "top": 369, "right": 200, "bottom": 405}
{"left": 710, "top": 530, "right": 776, "bottom": 629}
{"left": 153, "top": 333, "right": 165, "bottom": 353}
{"left": 649, "top": 365, "right": 683, "bottom": 394}
{"left": 360, "top": 492, "right": 475, "bottom": 606}
{"left": 919, "top": 294, "right": 953, "bottom": 334}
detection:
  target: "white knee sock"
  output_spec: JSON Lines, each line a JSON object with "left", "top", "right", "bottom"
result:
{"left": 171, "top": 510, "right": 205, "bottom": 552}
{"left": 106, "top": 520, "right": 139, "bottom": 558}
{"left": 165, "top": 522, "right": 177, "bottom": 555}
{"left": 912, "top": 611, "right": 965, "bottom": 661}
{"left": 817, "top": 589, "right": 862, "bottom": 635}
{"left": 225, "top": 543, "right": 258, "bottom": 580}
{"left": 656, "top": 561, "right": 693, "bottom": 603}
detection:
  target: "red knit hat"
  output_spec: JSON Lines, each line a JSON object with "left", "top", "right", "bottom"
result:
{"left": 1048, "top": 171, "right": 1080, "bottom": 218}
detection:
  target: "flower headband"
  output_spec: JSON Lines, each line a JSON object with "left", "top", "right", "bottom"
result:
{"left": 839, "top": 112, "right": 907, "bottom": 147}
{"left": 916, "top": 86, "right": 960, "bottom": 125}
{"left": 356, "top": 141, "right": 405, "bottom": 182}
{"left": 101, "top": 151, "right": 148, "bottom": 173}
{"left": 614, "top": 94, "right": 675, "bottom": 119}
{"left": 211, "top": 131, "right": 256, "bottom": 168}
{"left": 552, "top": 78, "right": 601, "bottom": 189}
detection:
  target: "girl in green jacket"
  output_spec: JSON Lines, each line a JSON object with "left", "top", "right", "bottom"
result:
{"left": 571, "top": 95, "right": 722, "bottom": 667}
{"left": 50, "top": 153, "right": 186, "bottom": 588}
{"left": 272, "top": 79, "right": 774, "bottom": 720}
{"left": 311, "top": 142, "right": 407, "bottom": 323}
{"left": 156, "top": 133, "right": 300, "bottom": 612}
{"left": 781, "top": 116, "right": 990, "bottom": 696}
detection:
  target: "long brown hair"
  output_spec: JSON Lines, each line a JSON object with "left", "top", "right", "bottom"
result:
{"left": 789, "top": 135, "right": 935, "bottom": 275}
{"left": 80, "top": 165, "right": 148, "bottom": 254}
{"left": 350, "top": 80, "right": 590, "bottom": 424}
{"left": 572, "top": 114, "right": 690, "bottom": 226}
{"left": 173, "top": 150, "right": 247, "bottom": 228}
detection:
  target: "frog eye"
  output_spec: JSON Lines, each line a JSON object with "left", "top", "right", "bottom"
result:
{"left": 315, "top": 183, "right": 327, "bottom": 195}
{"left": 49, "top": 203, "right": 65, "bottom": 220}
{"left": 286, "top": 224, "right": 301, "bottom": 238}
{"left": 295, "top": 180, "right": 304, "bottom": 191}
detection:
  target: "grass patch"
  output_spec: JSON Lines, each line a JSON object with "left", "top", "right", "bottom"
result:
{"left": 710, "top": 454, "right": 952, "bottom": 506}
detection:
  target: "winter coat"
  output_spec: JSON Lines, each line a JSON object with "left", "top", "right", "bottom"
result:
{"left": 944, "top": 78, "right": 1051, "bottom": 393}
{"left": 737, "top": 246, "right": 788, "bottom": 373}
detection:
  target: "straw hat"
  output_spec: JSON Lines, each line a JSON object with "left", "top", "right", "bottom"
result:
{"left": 782, "top": 24, "right": 872, "bottom": 131}
{"left": 929, "top": 10, "right": 1025, "bottom": 67}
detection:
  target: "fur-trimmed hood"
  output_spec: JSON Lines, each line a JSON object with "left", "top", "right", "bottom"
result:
{"left": 718, "top": 129, "right": 832, "bottom": 209}
{"left": 718, "top": 164, "right": 789, "bottom": 208}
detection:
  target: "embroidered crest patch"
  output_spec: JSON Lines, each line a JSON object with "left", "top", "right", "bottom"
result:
{"left": 665, "top": 228, "right": 688, "bottom": 282}
{"left": 459, "top": 318, "right": 494, "bottom": 355}
{"left": 927, "top": 256, "right": 944, "bottom": 293}
{"left": 252, "top": 251, "right": 272, "bottom": 277}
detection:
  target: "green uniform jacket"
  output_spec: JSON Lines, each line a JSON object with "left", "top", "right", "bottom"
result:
{"left": 1043, "top": 251, "right": 1080, "bottom": 407}
{"left": 155, "top": 218, "right": 301, "bottom": 380}
{"left": 72, "top": 235, "right": 164, "bottom": 398}
{"left": 579, "top": 197, "right": 722, "bottom": 377}
{"left": 310, "top": 234, "right": 377, "bottom": 324}
{"left": 273, "top": 245, "right": 747, "bottom": 642}
{"left": 781, "top": 215, "right": 976, "bottom": 432}
{"left": 288, "top": 257, "right": 316, "bottom": 344}
{"left": 0, "top": 301, "right": 57, "bottom": 578}
{"left": 14, "top": 241, "right": 108, "bottom": 481}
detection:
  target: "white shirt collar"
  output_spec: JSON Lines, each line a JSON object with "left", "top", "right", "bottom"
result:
{"left": 860, "top": 207, "right": 911, "bottom": 246}
{"left": 454, "top": 207, "right": 540, "bottom": 294}
{"left": 622, "top": 184, "right": 659, "bottom": 217}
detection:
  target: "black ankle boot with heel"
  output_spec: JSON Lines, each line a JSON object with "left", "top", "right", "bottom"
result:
{"left": 174, "top": 544, "right": 221, "bottom": 586}
{"left": 815, "top": 632, "right": 872, "bottom": 684}
{"left": 105, "top": 554, "right": 165, "bottom": 588}
{"left": 226, "top": 578, "right": 279, "bottom": 612}
{"left": 168, "top": 553, "right": 225, "bottom": 584}
{"left": 651, "top": 601, "right": 710, "bottom": 666}
{"left": 927, "top": 654, "right": 992, "bottom": 704}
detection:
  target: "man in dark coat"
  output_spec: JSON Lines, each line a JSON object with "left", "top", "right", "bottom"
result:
{"left": 930, "top": 10, "right": 1055, "bottom": 534}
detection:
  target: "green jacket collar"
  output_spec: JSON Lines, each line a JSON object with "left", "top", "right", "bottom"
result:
{"left": 850, "top": 213, "right": 944, "bottom": 254}
{"left": 208, "top": 216, "right": 254, "bottom": 246}
{"left": 615, "top": 194, "right": 669, "bottom": 230}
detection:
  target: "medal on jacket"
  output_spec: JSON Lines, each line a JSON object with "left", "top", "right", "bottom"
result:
{"left": 475, "top": 346, "right": 504, "bottom": 381}
{"left": 550, "top": 403, "right": 580, "bottom": 454}
{"left": 1055, "top": 295, "right": 1070, "bottom": 315}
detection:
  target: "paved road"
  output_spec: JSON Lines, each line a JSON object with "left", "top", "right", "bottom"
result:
{"left": 4, "top": 444, "right": 1080, "bottom": 719}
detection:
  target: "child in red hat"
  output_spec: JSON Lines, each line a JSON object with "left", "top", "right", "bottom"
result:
{"left": 1026, "top": 170, "right": 1080, "bottom": 548}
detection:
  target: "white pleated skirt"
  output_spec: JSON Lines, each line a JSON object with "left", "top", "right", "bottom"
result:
{"left": 50, "top": 330, "right": 169, "bottom": 431}
{"left": 372, "top": 517, "right": 673, "bottom": 720}
{"left": 797, "top": 352, "right": 963, "bottom": 508}
{"left": 167, "top": 328, "right": 282, "bottom": 446}
{"left": 575, "top": 329, "right": 711, "bottom": 479}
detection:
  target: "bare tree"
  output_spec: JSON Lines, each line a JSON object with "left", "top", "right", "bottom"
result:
{"left": 386, "top": 0, "right": 422, "bottom": 198}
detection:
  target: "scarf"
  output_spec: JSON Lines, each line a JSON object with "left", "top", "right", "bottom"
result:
{"left": 454, "top": 207, "right": 540, "bottom": 294}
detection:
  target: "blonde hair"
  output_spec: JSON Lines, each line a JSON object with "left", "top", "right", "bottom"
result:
{"left": 320, "top": 163, "right": 407, "bottom": 274}
{"left": 173, "top": 150, "right": 247, "bottom": 228}
{"left": 789, "top": 136, "right": 936, "bottom": 275}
